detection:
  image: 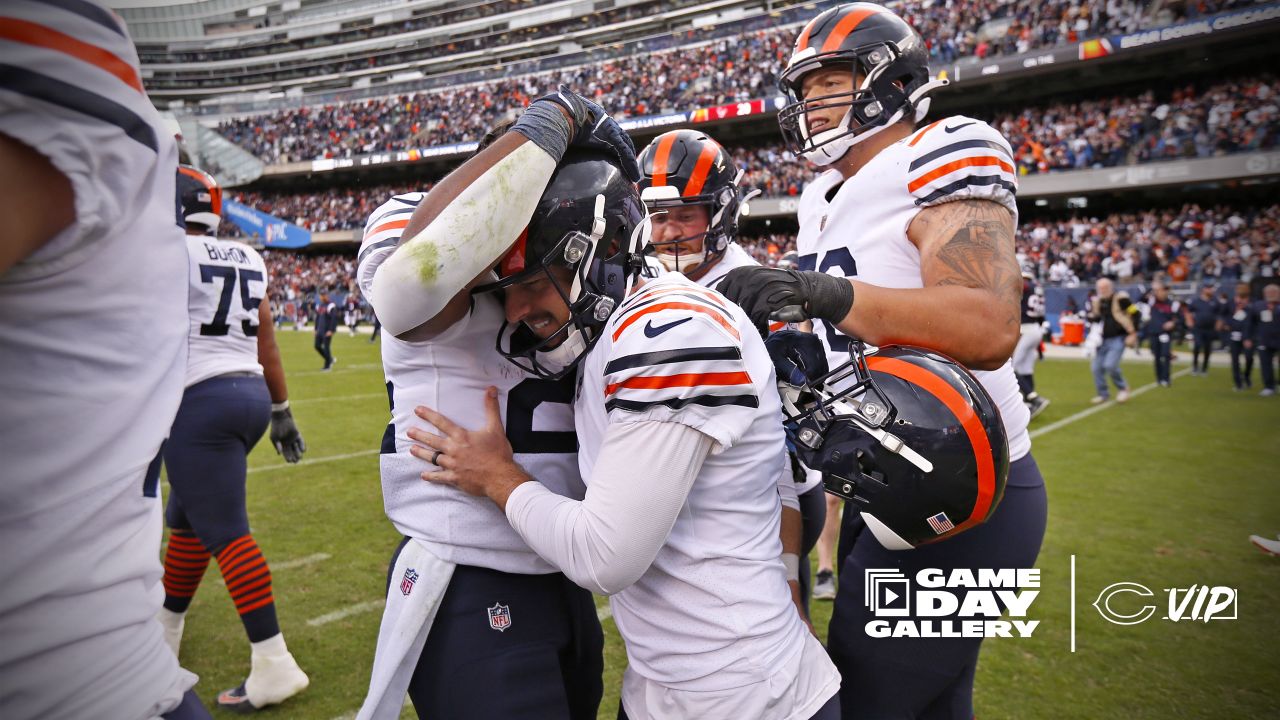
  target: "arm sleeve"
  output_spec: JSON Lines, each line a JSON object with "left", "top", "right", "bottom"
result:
{"left": 777, "top": 452, "right": 800, "bottom": 513}
{"left": 369, "top": 141, "right": 558, "bottom": 335}
{"left": 505, "top": 420, "right": 714, "bottom": 596}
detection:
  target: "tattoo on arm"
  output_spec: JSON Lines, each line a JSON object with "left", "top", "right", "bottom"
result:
{"left": 922, "top": 201, "right": 1021, "bottom": 326}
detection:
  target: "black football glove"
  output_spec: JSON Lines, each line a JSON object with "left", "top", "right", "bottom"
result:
{"left": 270, "top": 403, "right": 307, "bottom": 464}
{"left": 511, "top": 85, "right": 640, "bottom": 182}
{"left": 717, "top": 266, "right": 854, "bottom": 334}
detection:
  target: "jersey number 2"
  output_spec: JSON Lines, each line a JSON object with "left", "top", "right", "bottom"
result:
{"left": 199, "top": 265, "right": 263, "bottom": 337}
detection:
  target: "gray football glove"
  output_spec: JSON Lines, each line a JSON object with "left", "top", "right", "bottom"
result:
{"left": 270, "top": 403, "right": 307, "bottom": 464}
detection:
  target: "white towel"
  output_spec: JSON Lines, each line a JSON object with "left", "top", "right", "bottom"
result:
{"left": 356, "top": 538, "right": 455, "bottom": 720}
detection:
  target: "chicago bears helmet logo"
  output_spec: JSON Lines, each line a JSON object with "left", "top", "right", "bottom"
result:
{"left": 487, "top": 602, "right": 512, "bottom": 632}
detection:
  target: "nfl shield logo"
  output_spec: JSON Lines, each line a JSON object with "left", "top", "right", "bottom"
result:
{"left": 400, "top": 568, "right": 419, "bottom": 596}
{"left": 487, "top": 602, "right": 512, "bottom": 632}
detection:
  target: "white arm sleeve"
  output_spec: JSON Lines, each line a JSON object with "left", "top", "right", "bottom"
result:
{"left": 505, "top": 420, "right": 714, "bottom": 595}
{"left": 370, "top": 141, "right": 558, "bottom": 335}
{"left": 777, "top": 452, "right": 800, "bottom": 512}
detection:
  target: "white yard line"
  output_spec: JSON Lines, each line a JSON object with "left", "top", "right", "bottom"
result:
{"left": 293, "top": 393, "right": 384, "bottom": 405}
{"left": 292, "top": 363, "right": 381, "bottom": 377}
{"left": 306, "top": 598, "right": 385, "bottom": 627}
{"left": 1030, "top": 368, "right": 1192, "bottom": 439}
{"left": 249, "top": 448, "right": 379, "bottom": 474}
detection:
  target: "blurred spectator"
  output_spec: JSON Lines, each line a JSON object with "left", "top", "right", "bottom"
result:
{"left": 1142, "top": 281, "right": 1182, "bottom": 387}
{"left": 1087, "top": 277, "right": 1140, "bottom": 403}
{"left": 1224, "top": 283, "right": 1256, "bottom": 391}
{"left": 1248, "top": 282, "right": 1280, "bottom": 396}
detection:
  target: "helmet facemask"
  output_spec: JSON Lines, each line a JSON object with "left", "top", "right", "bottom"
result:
{"left": 641, "top": 180, "right": 740, "bottom": 275}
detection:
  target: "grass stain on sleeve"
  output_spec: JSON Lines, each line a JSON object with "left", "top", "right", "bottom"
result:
{"left": 407, "top": 241, "right": 440, "bottom": 284}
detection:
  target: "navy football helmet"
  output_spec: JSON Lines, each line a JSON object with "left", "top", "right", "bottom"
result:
{"left": 177, "top": 164, "right": 222, "bottom": 233}
{"left": 777, "top": 3, "right": 947, "bottom": 165}
{"left": 638, "top": 130, "right": 743, "bottom": 274}
{"left": 475, "top": 149, "right": 649, "bottom": 380}
{"left": 766, "top": 331, "right": 1009, "bottom": 549}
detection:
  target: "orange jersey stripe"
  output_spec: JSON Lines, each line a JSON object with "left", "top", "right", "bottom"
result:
{"left": 906, "top": 156, "right": 1015, "bottom": 194}
{"left": 0, "top": 18, "right": 143, "bottom": 93}
{"left": 237, "top": 595, "right": 277, "bottom": 615}
{"left": 612, "top": 302, "right": 739, "bottom": 342}
{"left": 866, "top": 356, "right": 997, "bottom": 534}
{"left": 683, "top": 141, "right": 721, "bottom": 197}
{"left": 821, "top": 7, "right": 883, "bottom": 53}
{"left": 605, "top": 370, "right": 751, "bottom": 396}
{"left": 908, "top": 119, "right": 944, "bottom": 147}
{"left": 651, "top": 132, "right": 679, "bottom": 188}
{"left": 368, "top": 218, "right": 410, "bottom": 238}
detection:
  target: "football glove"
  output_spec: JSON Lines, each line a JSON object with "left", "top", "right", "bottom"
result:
{"left": 270, "top": 402, "right": 307, "bottom": 464}
{"left": 717, "top": 266, "right": 854, "bottom": 334}
{"left": 512, "top": 85, "right": 640, "bottom": 182}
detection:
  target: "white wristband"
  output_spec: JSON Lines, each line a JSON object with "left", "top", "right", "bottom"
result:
{"left": 271, "top": 400, "right": 290, "bottom": 413}
{"left": 781, "top": 553, "right": 800, "bottom": 583}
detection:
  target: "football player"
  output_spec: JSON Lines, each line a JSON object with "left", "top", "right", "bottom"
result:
{"left": 352, "top": 92, "right": 638, "bottom": 720}
{"left": 717, "top": 4, "right": 1048, "bottom": 717}
{"left": 0, "top": 1, "right": 206, "bottom": 716}
{"left": 638, "top": 129, "right": 828, "bottom": 615}
{"left": 158, "top": 165, "right": 310, "bottom": 713}
{"left": 1014, "top": 269, "right": 1050, "bottom": 417}
{"left": 402, "top": 148, "right": 840, "bottom": 717}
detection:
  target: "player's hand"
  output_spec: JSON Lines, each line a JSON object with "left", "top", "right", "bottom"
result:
{"left": 717, "top": 266, "right": 854, "bottom": 334}
{"left": 409, "top": 387, "right": 532, "bottom": 509}
{"left": 270, "top": 405, "right": 307, "bottom": 463}
{"left": 517, "top": 85, "right": 640, "bottom": 182}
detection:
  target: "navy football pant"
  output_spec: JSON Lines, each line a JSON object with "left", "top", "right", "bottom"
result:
{"left": 829, "top": 454, "right": 1048, "bottom": 720}
{"left": 163, "top": 374, "right": 280, "bottom": 642}
{"left": 164, "top": 375, "right": 270, "bottom": 552}
{"left": 391, "top": 540, "right": 603, "bottom": 720}
{"left": 161, "top": 690, "right": 212, "bottom": 719}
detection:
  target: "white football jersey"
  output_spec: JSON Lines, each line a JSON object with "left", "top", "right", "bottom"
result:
{"left": 185, "top": 235, "right": 268, "bottom": 387}
{"left": 694, "top": 241, "right": 758, "bottom": 288}
{"left": 575, "top": 273, "right": 831, "bottom": 693}
{"left": 0, "top": 2, "right": 193, "bottom": 717}
{"left": 359, "top": 194, "right": 582, "bottom": 574}
{"left": 796, "top": 116, "right": 1031, "bottom": 461}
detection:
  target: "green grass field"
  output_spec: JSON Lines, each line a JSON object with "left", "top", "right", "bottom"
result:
{"left": 169, "top": 330, "right": 1280, "bottom": 719}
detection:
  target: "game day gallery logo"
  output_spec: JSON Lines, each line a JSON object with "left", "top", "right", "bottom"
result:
{"left": 863, "top": 568, "right": 1040, "bottom": 638}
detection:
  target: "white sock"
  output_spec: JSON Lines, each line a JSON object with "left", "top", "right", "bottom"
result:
{"left": 251, "top": 632, "right": 288, "bottom": 659}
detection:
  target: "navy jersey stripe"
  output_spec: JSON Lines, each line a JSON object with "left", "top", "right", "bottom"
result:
{"left": 0, "top": 64, "right": 157, "bottom": 152}
{"left": 606, "top": 393, "right": 759, "bottom": 413}
{"left": 604, "top": 346, "right": 743, "bottom": 374}
{"left": 357, "top": 237, "right": 399, "bottom": 267}
{"left": 913, "top": 175, "right": 1017, "bottom": 206}
{"left": 626, "top": 287, "right": 731, "bottom": 314}
{"left": 908, "top": 139, "right": 1012, "bottom": 172}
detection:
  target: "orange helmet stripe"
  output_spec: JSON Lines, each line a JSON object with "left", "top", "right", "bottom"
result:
{"left": 866, "top": 356, "right": 997, "bottom": 534}
{"left": 821, "top": 6, "right": 884, "bottom": 53}
{"left": 682, "top": 141, "right": 720, "bottom": 197}
{"left": 650, "top": 132, "right": 679, "bottom": 188}
{"left": 795, "top": 16, "right": 820, "bottom": 51}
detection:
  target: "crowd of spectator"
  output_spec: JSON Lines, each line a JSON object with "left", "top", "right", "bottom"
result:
{"left": 219, "top": 35, "right": 1276, "bottom": 173}
{"left": 232, "top": 182, "right": 429, "bottom": 232}
{"left": 1021, "top": 204, "right": 1280, "bottom": 287}
{"left": 254, "top": 203, "right": 1278, "bottom": 299}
